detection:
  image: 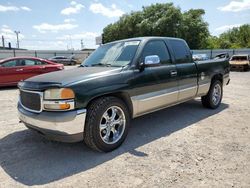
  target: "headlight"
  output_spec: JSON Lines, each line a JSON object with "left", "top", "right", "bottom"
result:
{"left": 43, "top": 88, "right": 75, "bottom": 111}
{"left": 44, "top": 88, "right": 75, "bottom": 100}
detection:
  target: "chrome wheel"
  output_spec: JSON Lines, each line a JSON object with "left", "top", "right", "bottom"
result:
{"left": 99, "top": 106, "right": 126, "bottom": 144}
{"left": 212, "top": 84, "right": 222, "bottom": 105}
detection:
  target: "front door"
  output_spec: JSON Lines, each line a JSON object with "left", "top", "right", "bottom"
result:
{"left": 131, "top": 40, "right": 178, "bottom": 117}
{"left": 0, "top": 59, "right": 21, "bottom": 86}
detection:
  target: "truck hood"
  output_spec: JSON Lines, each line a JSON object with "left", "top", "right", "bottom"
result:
{"left": 20, "top": 66, "right": 123, "bottom": 90}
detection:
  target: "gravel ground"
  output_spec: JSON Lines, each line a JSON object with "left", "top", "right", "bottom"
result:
{"left": 0, "top": 71, "right": 250, "bottom": 188}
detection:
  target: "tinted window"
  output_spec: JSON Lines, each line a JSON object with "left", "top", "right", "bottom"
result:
{"left": 169, "top": 40, "right": 191, "bottom": 63}
{"left": 1, "top": 60, "right": 17, "bottom": 67}
{"left": 231, "top": 56, "right": 248, "bottom": 61}
{"left": 142, "top": 40, "right": 171, "bottom": 64}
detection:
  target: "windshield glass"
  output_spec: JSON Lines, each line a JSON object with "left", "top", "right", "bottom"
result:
{"left": 82, "top": 40, "right": 140, "bottom": 67}
{"left": 231, "top": 56, "right": 248, "bottom": 61}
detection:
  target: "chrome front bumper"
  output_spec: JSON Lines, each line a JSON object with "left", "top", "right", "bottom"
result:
{"left": 18, "top": 103, "right": 86, "bottom": 142}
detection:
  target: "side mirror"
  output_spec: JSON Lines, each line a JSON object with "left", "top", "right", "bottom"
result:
{"left": 144, "top": 55, "right": 160, "bottom": 67}
{"left": 138, "top": 55, "right": 161, "bottom": 72}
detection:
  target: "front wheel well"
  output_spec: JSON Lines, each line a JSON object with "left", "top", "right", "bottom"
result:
{"left": 86, "top": 92, "right": 133, "bottom": 118}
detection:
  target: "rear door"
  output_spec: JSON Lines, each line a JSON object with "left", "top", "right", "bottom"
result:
{"left": 20, "top": 59, "right": 40, "bottom": 80}
{"left": 131, "top": 40, "right": 178, "bottom": 116}
{"left": 167, "top": 39, "right": 198, "bottom": 102}
{"left": 36, "top": 59, "right": 58, "bottom": 73}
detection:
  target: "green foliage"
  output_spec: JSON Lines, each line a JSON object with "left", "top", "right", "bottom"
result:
{"left": 208, "top": 24, "right": 250, "bottom": 49}
{"left": 102, "top": 3, "right": 209, "bottom": 49}
{"left": 180, "top": 9, "right": 209, "bottom": 49}
{"left": 102, "top": 3, "right": 250, "bottom": 49}
{"left": 207, "top": 36, "right": 220, "bottom": 49}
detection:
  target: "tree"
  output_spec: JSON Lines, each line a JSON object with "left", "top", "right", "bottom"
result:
{"left": 180, "top": 9, "right": 209, "bottom": 49}
{"left": 102, "top": 3, "right": 209, "bottom": 49}
{"left": 208, "top": 24, "right": 250, "bottom": 49}
{"left": 207, "top": 36, "right": 220, "bottom": 49}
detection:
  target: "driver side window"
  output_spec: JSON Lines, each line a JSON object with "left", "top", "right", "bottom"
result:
{"left": 142, "top": 40, "right": 171, "bottom": 65}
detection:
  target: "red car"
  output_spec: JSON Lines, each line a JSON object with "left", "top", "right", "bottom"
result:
{"left": 0, "top": 57, "right": 64, "bottom": 87}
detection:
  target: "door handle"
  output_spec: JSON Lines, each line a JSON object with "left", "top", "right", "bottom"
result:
{"left": 16, "top": 69, "right": 23, "bottom": 71}
{"left": 170, "top": 70, "right": 177, "bottom": 77}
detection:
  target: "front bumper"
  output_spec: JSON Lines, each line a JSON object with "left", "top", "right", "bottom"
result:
{"left": 18, "top": 103, "right": 86, "bottom": 142}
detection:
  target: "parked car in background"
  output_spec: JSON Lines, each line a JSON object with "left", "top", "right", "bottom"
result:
{"left": 48, "top": 55, "right": 77, "bottom": 65}
{"left": 0, "top": 57, "right": 64, "bottom": 87}
{"left": 192, "top": 54, "right": 209, "bottom": 61}
{"left": 229, "top": 54, "right": 250, "bottom": 71}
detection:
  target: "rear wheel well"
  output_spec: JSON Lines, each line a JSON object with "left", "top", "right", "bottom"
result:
{"left": 211, "top": 74, "right": 223, "bottom": 84}
{"left": 86, "top": 92, "right": 133, "bottom": 118}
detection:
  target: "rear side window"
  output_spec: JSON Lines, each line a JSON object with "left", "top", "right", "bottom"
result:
{"left": 56, "top": 57, "right": 65, "bottom": 59}
{"left": 24, "top": 59, "right": 36, "bottom": 66}
{"left": 169, "top": 40, "right": 191, "bottom": 63}
{"left": 36, "top": 60, "right": 47, "bottom": 65}
{"left": 142, "top": 40, "right": 171, "bottom": 64}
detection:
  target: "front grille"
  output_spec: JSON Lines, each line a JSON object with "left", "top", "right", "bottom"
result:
{"left": 20, "top": 90, "right": 42, "bottom": 112}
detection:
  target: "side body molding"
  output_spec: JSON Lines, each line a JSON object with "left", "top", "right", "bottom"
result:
{"left": 131, "top": 87, "right": 178, "bottom": 117}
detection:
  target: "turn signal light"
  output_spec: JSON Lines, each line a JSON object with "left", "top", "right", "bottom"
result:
{"left": 61, "top": 88, "right": 75, "bottom": 99}
{"left": 44, "top": 103, "right": 71, "bottom": 110}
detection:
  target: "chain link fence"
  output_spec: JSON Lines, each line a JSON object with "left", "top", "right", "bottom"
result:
{"left": 191, "top": 49, "right": 250, "bottom": 59}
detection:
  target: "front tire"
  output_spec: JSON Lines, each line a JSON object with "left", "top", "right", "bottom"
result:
{"left": 83, "top": 96, "right": 130, "bottom": 152}
{"left": 201, "top": 80, "right": 223, "bottom": 109}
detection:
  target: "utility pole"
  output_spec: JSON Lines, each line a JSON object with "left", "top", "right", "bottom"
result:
{"left": 81, "top": 39, "right": 84, "bottom": 49}
{"left": 1, "top": 35, "right": 5, "bottom": 48}
{"left": 14, "top": 30, "right": 20, "bottom": 48}
{"left": 69, "top": 35, "right": 73, "bottom": 50}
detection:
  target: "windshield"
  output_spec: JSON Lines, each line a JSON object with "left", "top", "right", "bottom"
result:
{"left": 230, "top": 56, "right": 248, "bottom": 61}
{"left": 82, "top": 40, "right": 140, "bottom": 67}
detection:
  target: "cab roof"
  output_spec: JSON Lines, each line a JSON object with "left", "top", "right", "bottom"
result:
{"left": 105, "top": 36, "right": 184, "bottom": 44}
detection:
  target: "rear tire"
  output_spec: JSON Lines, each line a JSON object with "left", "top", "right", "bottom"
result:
{"left": 83, "top": 96, "right": 130, "bottom": 152}
{"left": 201, "top": 80, "right": 223, "bottom": 109}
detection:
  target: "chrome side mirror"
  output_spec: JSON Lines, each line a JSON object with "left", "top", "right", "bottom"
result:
{"left": 144, "top": 55, "right": 160, "bottom": 67}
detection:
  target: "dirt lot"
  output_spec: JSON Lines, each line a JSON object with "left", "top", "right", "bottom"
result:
{"left": 0, "top": 71, "right": 250, "bottom": 188}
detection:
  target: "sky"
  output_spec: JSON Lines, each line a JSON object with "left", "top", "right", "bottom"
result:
{"left": 0, "top": 0, "right": 249, "bottom": 50}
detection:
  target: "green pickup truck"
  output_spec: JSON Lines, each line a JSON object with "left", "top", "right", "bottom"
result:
{"left": 18, "top": 37, "right": 230, "bottom": 152}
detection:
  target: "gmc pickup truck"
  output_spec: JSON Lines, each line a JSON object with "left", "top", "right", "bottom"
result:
{"left": 18, "top": 37, "right": 230, "bottom": 152}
